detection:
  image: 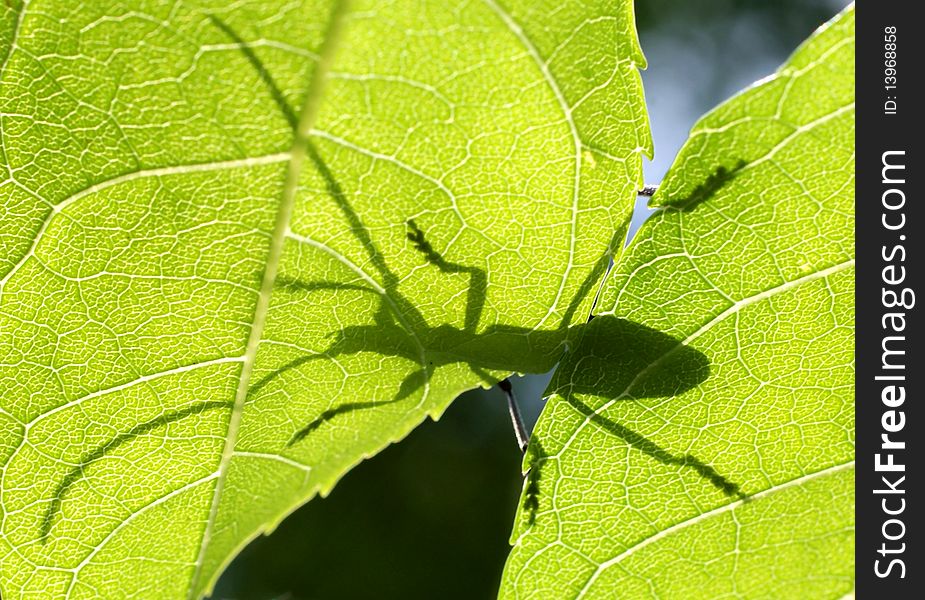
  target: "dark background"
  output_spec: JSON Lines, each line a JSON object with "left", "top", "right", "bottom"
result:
{"left": 213, "top": 1, "right": 849, "bottom": 598}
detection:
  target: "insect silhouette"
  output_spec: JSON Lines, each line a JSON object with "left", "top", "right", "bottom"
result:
{"left": 206, "top": 14, "right": 721, "bottom": 455}
{"left": 210, "top": 12, "right": 723, "bottom": 454}
{"left": 258, "top": 138, "right": 611, "bottom": 449}
{"left": 37, "top": 16, "right": 740, "bottom": 545}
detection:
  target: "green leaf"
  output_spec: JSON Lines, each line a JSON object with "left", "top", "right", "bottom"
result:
{"left": 0, "top": 0, "right": 649, "bottom": 597}
{"left": 502, "top": 6, "right": 854, "bottom": 599}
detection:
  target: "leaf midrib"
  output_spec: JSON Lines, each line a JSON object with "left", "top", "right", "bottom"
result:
{"left": 186, "top": 3, "right": 348, "bottom": 596}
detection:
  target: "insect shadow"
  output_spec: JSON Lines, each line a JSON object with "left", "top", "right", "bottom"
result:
{"left": 39, "top": 18, "right": 740, "bottom": 542}
{"left": 270, "top": 211, "right": 734, "bottom": 523}
{"left": 221, "top": 18, "right": 737, "bottom": 506}
{"left": 40, "top": 401, "right": 234, "bottom": 543}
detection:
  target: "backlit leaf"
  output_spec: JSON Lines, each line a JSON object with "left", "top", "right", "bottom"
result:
{"left": 502, "top": 7, "right": 854, "bottom": 598}
{"left": 0, "top": 0, "right": 649, "bottom": 597}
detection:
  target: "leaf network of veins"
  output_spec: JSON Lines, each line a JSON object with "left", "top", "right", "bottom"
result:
{"left": 40, "top": 16, "right": 746, "bottom": 542}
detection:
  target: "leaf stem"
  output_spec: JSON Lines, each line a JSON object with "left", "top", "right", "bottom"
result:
{"left": 499, "top": 378, "right": 529, "bottom": 453}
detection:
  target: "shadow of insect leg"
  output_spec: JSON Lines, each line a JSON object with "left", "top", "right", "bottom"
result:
{"left": 287, "top": 367, "right": 430, "bottom": 446}
{"left": 41, "top": 401, "right": 234, "bottom": 542}
{"left": 564, "top": 394, "right": 745, "bottom": 499}
{"left": 405, "top": 219, "right": 487, "bottom": 333}
{"left": 522, "top": 438, "right": 547, "bottom": 525}
{"left": 276, "top": 278, "right": 380, "bottom": 297}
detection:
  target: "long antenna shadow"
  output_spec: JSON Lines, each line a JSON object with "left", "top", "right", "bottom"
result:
{"left": 40, "top": 16, "right": 348, "bottom": 543}
{"left": 215, "top": 14, "right": 404, "bottom": 299}
{"left": 209, "top": 15, "right": 299, "bottom": 130}
{"left": 304, "top": 141, "right": 403, "bottom": 293}
{"left": 211, "top": 16, "right": 455, "bottom": 440}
